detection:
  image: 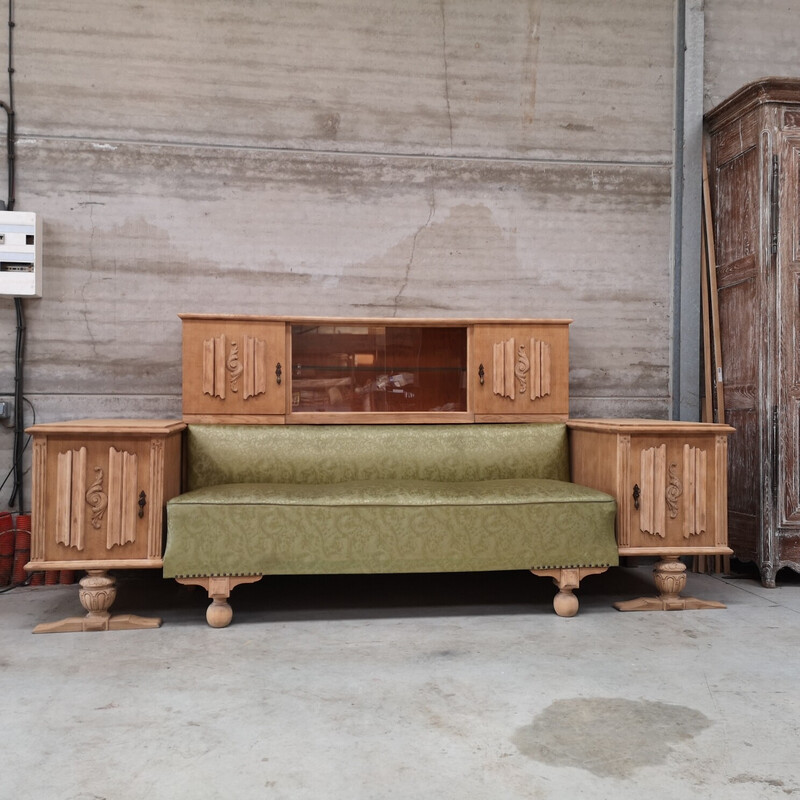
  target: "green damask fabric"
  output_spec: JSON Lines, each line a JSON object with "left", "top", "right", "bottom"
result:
{"left": 164, "top": 481, "right": 617, "bottom": 577}
{"left": 163, "top": 423, "right": 618, "bottom": 579}
{"left": 184, "top": 423, "right": 571, "bottom": 489}
{"left": 170, "top": 477, "right": 609, "bottom": 508}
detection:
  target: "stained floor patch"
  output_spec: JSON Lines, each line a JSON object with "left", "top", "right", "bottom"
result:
{"left": 512, "top": 697, "right": 711, "bottom": 778}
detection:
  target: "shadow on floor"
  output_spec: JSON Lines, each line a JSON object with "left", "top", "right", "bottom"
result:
{"left": 104, "top": 564, "right": 669, "bottom": 624}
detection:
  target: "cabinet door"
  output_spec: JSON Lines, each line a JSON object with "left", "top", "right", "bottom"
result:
{"left": 713, "top": 135, "right": 765, "bottom": 560}
{"left": 778, "top": 134, "right": 800, "bottom": 529}
{"left": 41, "top": 437, "right": 154, "bottom": 563}
{"left": 621, "top": 434, "right": 727, "bottom": 552}
{"left": 182, "top": 319, "right": 285, "bottom": 418}
{"left": 471, "top": 324, "right": 569, "bottom": 418}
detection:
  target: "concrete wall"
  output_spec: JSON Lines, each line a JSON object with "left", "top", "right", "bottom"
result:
{"left": 1, "top": 0, "right": 680, "bottom": 510}
{"left": 704, "top": 0, "right": 800, "bottom": 111}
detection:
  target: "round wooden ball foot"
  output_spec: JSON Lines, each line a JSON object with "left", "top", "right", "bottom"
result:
{"left": 530, "top": 567, "right": 608, "bottom": 617}
{"left": 206, "top": 598, "right": 233, "bottom": 628}
{"left": 553, "top": 589, "right": 579, "bottom": 618}
{"left": 175, "top": 575, "right": 262, "bottom": 628}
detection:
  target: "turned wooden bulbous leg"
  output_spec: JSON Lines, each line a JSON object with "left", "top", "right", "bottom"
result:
{"left": 614, "top": 556, "right": 726, "bottom": 612}
{"left": 206, "top": 598, "right": 234, "bottom": 628}
{"left": 652, "top": 557, "right": 687, "bottom": 601}
{"left": 175, "top": 575, "right": 262, "bottom": 628}
{"left": 553, "top": 589, "right": 579, "bottom": 618}
{"left": 32, "top": 569, "right": 162, "bottom": 633}
{"left": 78, "top": 570, "right": 117, "bottom": 628}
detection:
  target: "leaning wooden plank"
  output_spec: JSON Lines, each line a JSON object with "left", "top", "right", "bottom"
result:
{"left": 702, "top": 149, "right": 725, "bottom": 423}
{"left": 700, "top": 225, "right": 714, "bottom": 424}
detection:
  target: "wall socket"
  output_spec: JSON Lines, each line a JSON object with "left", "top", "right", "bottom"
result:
{"left": 0, "top": 400, "right": 10, "bottom": 420}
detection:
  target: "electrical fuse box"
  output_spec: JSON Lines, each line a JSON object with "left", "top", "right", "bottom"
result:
{"left": 0, "top": 211, "right": 42, "bottom": 297}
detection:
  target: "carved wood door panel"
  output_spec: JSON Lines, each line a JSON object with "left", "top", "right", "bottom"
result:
{"left": 711, "top": 132, "right": 765, "bottom": 561}
{"left": 182, "top": 319, "right": 285, "bottom": 418}
{"left": 471, "top": 324, "right": 569, "bottom": 418}
{"left": 778, "top": 134, "right": 800, "bottom": 528}
{"left": 623, "top": 436, "right": 725, "bottom": 552}
{"left": 41, "top": 437, "right": 152, "bottom": 563}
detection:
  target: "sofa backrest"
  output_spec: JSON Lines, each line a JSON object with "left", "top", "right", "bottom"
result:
{"left": 185, "top": 423, "right": 570, "bottom": 490}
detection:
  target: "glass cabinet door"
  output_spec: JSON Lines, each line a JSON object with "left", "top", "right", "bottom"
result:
{"left": 290, "top": 324, "right": 467, "bottom": 415}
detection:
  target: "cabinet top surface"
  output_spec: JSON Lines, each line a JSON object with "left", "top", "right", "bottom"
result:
{"left": 26, "top": 419, "right": 187, "bottom": 435}
{"left": 567, "top": 418, "right": 735, "bottom": 435}
{"left": 705, "top": 77, "right": 800, "bottom": 129}
{"left": 179, "top": 313, "right": 573, "bottom": 326}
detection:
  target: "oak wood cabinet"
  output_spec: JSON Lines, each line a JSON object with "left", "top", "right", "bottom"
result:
{"left": 182, "top": 317, "right": 285, "bottom": 420}
{"left": 180, "top": 315, "right": 571, "bottom": 423}
{"left": 470, "top": 323, "right": 570, "bottom": 419}
{"left": 25, "top": 419, "right": 185, "bottom": 632}
{"left": 705, "top": 78, "right": 800, "bottom": 586}
{"left": 567, "top": 419, "right": 734, "bottom": 610}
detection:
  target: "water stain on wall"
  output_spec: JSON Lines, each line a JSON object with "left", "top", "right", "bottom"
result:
{"left": 346, "top": 202, "right": 520, "bottom": 314}
{"left": 512, "top": 697, "right": 711, "bottom": 778}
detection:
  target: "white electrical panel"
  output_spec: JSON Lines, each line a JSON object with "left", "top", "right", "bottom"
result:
{"left": 0, "top": 211, "right": 42, "bottom": 297}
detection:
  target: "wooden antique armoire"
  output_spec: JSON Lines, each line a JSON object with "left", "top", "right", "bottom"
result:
{"left": 705, "top": 78, "right": 800, "bottom": 586}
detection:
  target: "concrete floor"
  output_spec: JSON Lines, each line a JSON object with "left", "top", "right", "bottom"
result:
{"left": 1, "top": 564, "right": 799, "bottom": 800}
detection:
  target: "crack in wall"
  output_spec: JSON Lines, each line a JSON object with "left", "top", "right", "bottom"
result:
{"left": 393, "top": 189, "right": 436, "bottom": 315}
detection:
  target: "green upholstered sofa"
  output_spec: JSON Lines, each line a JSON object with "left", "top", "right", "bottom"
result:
{"left": 163, "top": 423, "right": 618, "bottom": 626}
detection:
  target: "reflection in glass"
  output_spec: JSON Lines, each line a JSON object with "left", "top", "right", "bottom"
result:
{"left": 291, "top": 325, "right": 467, "bottom": 413}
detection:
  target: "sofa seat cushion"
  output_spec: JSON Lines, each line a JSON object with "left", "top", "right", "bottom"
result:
{"left": 164, "top": 478, "right": 618, "bottom": 578}
{"left": 169, "top": 478, "right": 610, "bottom": 507}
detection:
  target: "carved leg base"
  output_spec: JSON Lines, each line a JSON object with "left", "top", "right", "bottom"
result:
{"left": 33, "top": 570, "right": 162, "bottom": 633}
{"left": 614, "top": 557, "right": 726, "bottom": 612}
{"left": 176, "top": 575, "right": 262, "bottom": 627}
{"left": 760, "top": 563, "right": 778, "bottom": 589}
{"left": 530, "top": 567, "right": 609, "bottom": 617}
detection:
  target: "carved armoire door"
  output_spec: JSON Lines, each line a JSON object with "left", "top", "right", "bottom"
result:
{"left": 777, "top": 133, "right": 800, "bottom": 560}
{"left": 708, "top": 94, "right": 768, "bottom": 575}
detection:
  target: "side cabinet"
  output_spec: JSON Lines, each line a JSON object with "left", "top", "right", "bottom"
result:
{"left": 568, "top": 419, "right": 734, "bottom": 610}
{"left": 26, "top": 419, "right": 185, "bottom": 632}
